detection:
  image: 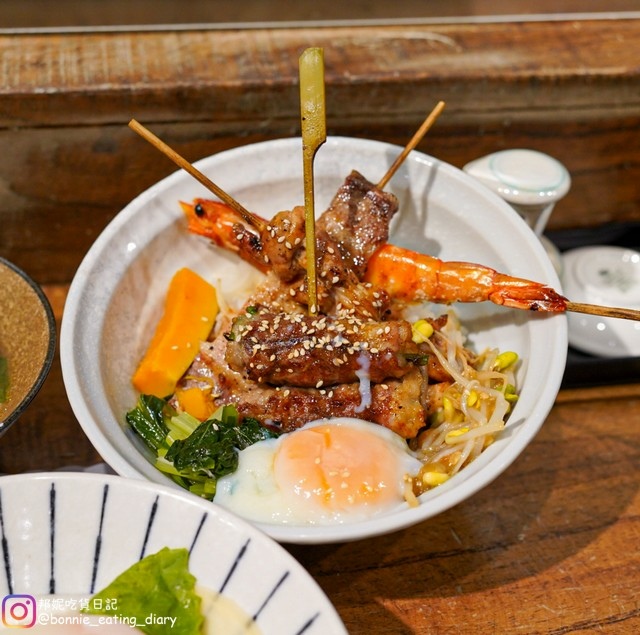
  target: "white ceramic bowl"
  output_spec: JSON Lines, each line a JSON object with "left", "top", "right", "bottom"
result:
{"left": 561, "top": 245, "right": 640, "bottom": 358}
{"left": 0, "top": 472, "right": 346, "bottom": 633}
{"left": 61, "top": 136, "right": 567, "bottom": 544}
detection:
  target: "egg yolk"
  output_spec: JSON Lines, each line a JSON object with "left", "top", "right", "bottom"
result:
{"left": 273, "top": 423, "right": 404, "bottom": 512}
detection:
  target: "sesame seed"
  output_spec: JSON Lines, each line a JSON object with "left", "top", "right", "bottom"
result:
{"left": 316, "top": 380, "right": 324, "bottom": 388}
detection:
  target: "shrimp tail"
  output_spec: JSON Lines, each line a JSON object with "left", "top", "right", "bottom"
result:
{"left": 365, "top": 244, "right": 568, "bottom": 312}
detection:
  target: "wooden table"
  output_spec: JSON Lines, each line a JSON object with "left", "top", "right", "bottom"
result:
{"left": 1, "top": 289, "right": 638, "bottom": 634}
{"left": 1, "top": 17, "right": 639, "bottom": 633}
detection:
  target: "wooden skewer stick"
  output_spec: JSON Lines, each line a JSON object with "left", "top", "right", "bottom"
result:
{"left": 128, "top": 117, "right": 640, "bottom": 325}
{"left": 377, "top": 100, "right": 446, "bottom": 190}
{"left": 375, "top": 105, "right": 640, "bottom": 324}
{"left": 128, "top": 119, "right": 264, "bottom": 230}
{"left": 565, "top": 301, "right": 640, "bottom": 322}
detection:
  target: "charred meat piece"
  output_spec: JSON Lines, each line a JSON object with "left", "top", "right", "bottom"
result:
{"left": 317, "top": 170, "right": 399, "bottom": 278}
{"left": 224, "top": 310, "right": 420, "bottom": 387}
{"left": 259, "top": 206, "right": 306, "bottom": 282}
{"left": 184, "top": 336, "right": 426, "bottom": 439}
{"left": 259, "top": 171, "right": 398, "bottom": 284}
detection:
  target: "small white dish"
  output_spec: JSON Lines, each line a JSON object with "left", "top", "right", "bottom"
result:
{"left": 561, "top": 245, "right": 640, "bottom": 358}
{"left": 61, "top": 136, "right": 567, "bottom": 544}
{"left": 0, "top": 472, "right": 347, "bottom": 633}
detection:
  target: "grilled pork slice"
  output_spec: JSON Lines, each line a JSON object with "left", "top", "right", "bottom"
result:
{"left": 183, "top": 335, "right": 426, "bottom": 439}
{"left": 317, "top": 170, "right": 399, "bottom": 278}
{"left": 225, "top": 310, "right": 419, "bottom": 388}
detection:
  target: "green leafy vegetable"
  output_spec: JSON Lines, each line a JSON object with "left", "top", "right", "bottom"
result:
{"left": 126, "top": 400, "right": 280, "bottom": 499}
{"left": 84, "top": 547, "right": 202, "bottom": 635}
{"left": 165, "top": 418, "right": 239, "bottom": 475}
{"left": 126, "top": 394, "right": 171, "bottom": 452}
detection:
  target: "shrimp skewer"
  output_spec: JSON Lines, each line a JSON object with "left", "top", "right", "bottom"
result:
{"left": 181, "top": 195, "right": 569, "bottom": 313}
{"left": 365, "top": 244, "right": 567, "bottom": 312}
{"left": 129, "top": 119, "right": 639, "bottom": 321}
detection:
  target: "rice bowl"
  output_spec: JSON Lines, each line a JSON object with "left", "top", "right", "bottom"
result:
{"left": 60, "top": 136, "right": 567, "bottom": 544}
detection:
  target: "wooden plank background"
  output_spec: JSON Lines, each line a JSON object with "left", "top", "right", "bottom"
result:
{"left": 0, "top": 18, "right": 639, "bottom": 287}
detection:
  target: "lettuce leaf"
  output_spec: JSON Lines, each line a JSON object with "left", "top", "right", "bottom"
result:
{"left": 84, "top": 547, "right": 202, "bottom": 635}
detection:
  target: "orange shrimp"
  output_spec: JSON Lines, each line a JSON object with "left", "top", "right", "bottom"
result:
{"left": 181, "top": 199, "right": 568, "bottom": 313}
{"left": 365, "top": 244, "right": 567, "bottom": 312}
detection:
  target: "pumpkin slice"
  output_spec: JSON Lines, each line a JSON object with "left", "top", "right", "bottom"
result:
{"left": 132, "top": 268, "right": 218, "bottom": 398}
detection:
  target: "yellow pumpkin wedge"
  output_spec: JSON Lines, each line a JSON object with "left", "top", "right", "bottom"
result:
{"left": 175, "top": 386, "right": 216, "bottom": 421}
{"left": 132, "top": 268, "right": 218, "bottom": 398}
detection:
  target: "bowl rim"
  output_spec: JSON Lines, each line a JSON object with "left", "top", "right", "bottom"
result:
{"left": 61, "top": 135, "right": 568, "bottom": 544}
{"left": 0, "top": 256, "right": 57, "bottom": 434}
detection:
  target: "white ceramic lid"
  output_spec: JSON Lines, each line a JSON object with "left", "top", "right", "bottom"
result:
{"left": 561, "top": 246, "right": 640, "bottom": 357}
{"left": 464, "top": 149, "right": 571, "bottom": 207}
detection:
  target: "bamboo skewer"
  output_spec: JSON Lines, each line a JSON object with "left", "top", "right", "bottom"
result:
{"left": 128, "top": 119, "right": 264, "bottom": 230}
{"left": 299, "top": 47, "right": 327, "bottom": 315}
{"left": 377, "top": 100, "right": 446, "bottom": 190}
{"left": 565, "top": 301, "right": 640, "bottom": 322}
{"left": 128, "top": 112, "right": 640, "bottom": 324}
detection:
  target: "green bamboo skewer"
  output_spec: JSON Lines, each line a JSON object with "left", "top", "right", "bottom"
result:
{"left": 299, "top": 47, "right": 327, "bottom": 315}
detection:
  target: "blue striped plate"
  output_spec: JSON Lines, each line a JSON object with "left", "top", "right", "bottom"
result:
{"left": 0, "top": 472, "right": 346, "bottom": 634}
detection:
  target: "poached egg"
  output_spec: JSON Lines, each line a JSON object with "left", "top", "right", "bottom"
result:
{"left": 215, "top": 418, "right": 422, "bottom": 525}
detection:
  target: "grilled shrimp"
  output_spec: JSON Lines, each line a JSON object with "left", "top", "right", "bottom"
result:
{"left": 181, "top": 194, "right": 568, "bottom": 313}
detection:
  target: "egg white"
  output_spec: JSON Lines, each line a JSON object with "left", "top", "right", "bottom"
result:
{"left": 214, "top": 418, "right": 422, "bottom": 525}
